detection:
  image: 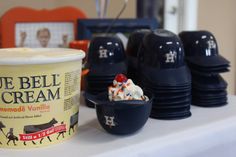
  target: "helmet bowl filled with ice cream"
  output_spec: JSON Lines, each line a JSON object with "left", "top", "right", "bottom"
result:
{"left": 84, "top": 74, "right": 153, "bottom": 135}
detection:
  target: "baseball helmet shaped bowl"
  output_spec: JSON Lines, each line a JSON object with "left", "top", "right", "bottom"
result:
{"left": 137, "top": 29, "right": 191, "bottom": 86}
{"left": 84, "top": 92, "right": 153, "bottom": 135}
{"left": 87, "top": 36, "right": 126, "bottom": 66}
{"left": 179, "top": 30, "right": 229, "bottom": 67}
{"left": 126, "top": 29, "right": 151, "bottom": 82}
{"left": 126, "top": 29, "right": 151, "bottom": 57}
{"left": 138, "top": 29, "right": 185, "bottom": 69}
{"left": 86, "top": 36, "right": 127, "bottom": 75}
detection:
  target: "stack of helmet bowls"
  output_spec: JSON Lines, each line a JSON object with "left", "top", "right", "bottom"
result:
{"left": 138, "top": 29, "right": 192, "bottom": 120}
{"left": 179, "top": 30, "right": 230, "bottom": 107}
{"left": 126, "top": 29, "right": 151, "bottom": 83}
{"left": 85, "top": 36, "right": 127, "bottom": 108}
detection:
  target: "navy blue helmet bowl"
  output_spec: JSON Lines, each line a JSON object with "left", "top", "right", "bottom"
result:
{"left": 179, "top": 30, "right": 229, "bottom": 108}
{"left": 192, "top": 74, "right": 227, "bottom": 91}
{"left": 179, "top": 30, "right": 230, "bottom": 67}
{"left": 87, "top": 35, "right": 126, "bottom": 66}
{"left": 138, "top": 29, "right": 185, "bottom": 69}
{"left": 126, "top": 29, "right": 151, "bottom": 83}
{"left": 137, "top": 29, "right": 191, "bottom": 87}
{"left": 140, "top": 64, "right": 191, "bottom": 87}
{"left": 84, "top": 92, "right": 153, "bottom": 135}
{"left": 85, "top": 35, "right": 127, "bottom": 77}
{"left": 150, "top": 110, "right": 191, "bottom": 120}
{"left": 135, "top": 29, "right": 192, "bottom": 120}
{"left": 126, "top": 29, "right": 151, "bottom": 58}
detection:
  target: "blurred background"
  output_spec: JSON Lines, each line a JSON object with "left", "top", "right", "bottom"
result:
{"left": 0, "top": 0, "right": 235, "bottom": 94}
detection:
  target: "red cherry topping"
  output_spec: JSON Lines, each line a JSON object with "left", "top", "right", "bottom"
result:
{"left": 115, "top": 74, "right": 128, "bottom": 83}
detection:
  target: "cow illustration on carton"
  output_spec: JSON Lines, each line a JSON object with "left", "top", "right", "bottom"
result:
{"left": 69, "top": 112, "right": 78, "bottom": 135}
{"left": 23, "top": 118, "right": 58, "bottom": 145}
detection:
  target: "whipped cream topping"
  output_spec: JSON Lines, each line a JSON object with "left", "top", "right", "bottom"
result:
{"left": 108, "top": 78, "right": 148, "bottom": 101}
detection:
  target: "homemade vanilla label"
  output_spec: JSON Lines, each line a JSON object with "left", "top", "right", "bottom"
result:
{"left": 0, "top": 60, "right": 82, "bottom": 148}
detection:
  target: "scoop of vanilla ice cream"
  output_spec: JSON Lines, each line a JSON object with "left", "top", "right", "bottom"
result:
{"left": 123, "top": 79, "right": 144, "bottom": 100}
{"left": 108, "top": 79, "right": 148, "bottom": 101}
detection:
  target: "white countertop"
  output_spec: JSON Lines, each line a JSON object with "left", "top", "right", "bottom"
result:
{"left": 1, "top": 95, "right": 236, "bottom": 157}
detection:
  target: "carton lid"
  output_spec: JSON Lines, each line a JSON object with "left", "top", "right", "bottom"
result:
{"left": 0, "top": 48, "right": 85, "bottom": 65}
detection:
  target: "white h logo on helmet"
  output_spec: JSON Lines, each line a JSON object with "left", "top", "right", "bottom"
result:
{"left": 104, "top": 116, "right": 116, "bottom": 127}
{"left": 205, "top": 49, "right": 211, "bottom": 56}
{"left": 208, "top": 40, "right": 216, "bottom": 49}
{"left": 99, "top": 46, "right": 108, "bottom": 58}
{"left": 206, "top": 40, "right": 216, "bottom": 56}
{"left": 165, "top": 51, "right": 177, "bottom": 63}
